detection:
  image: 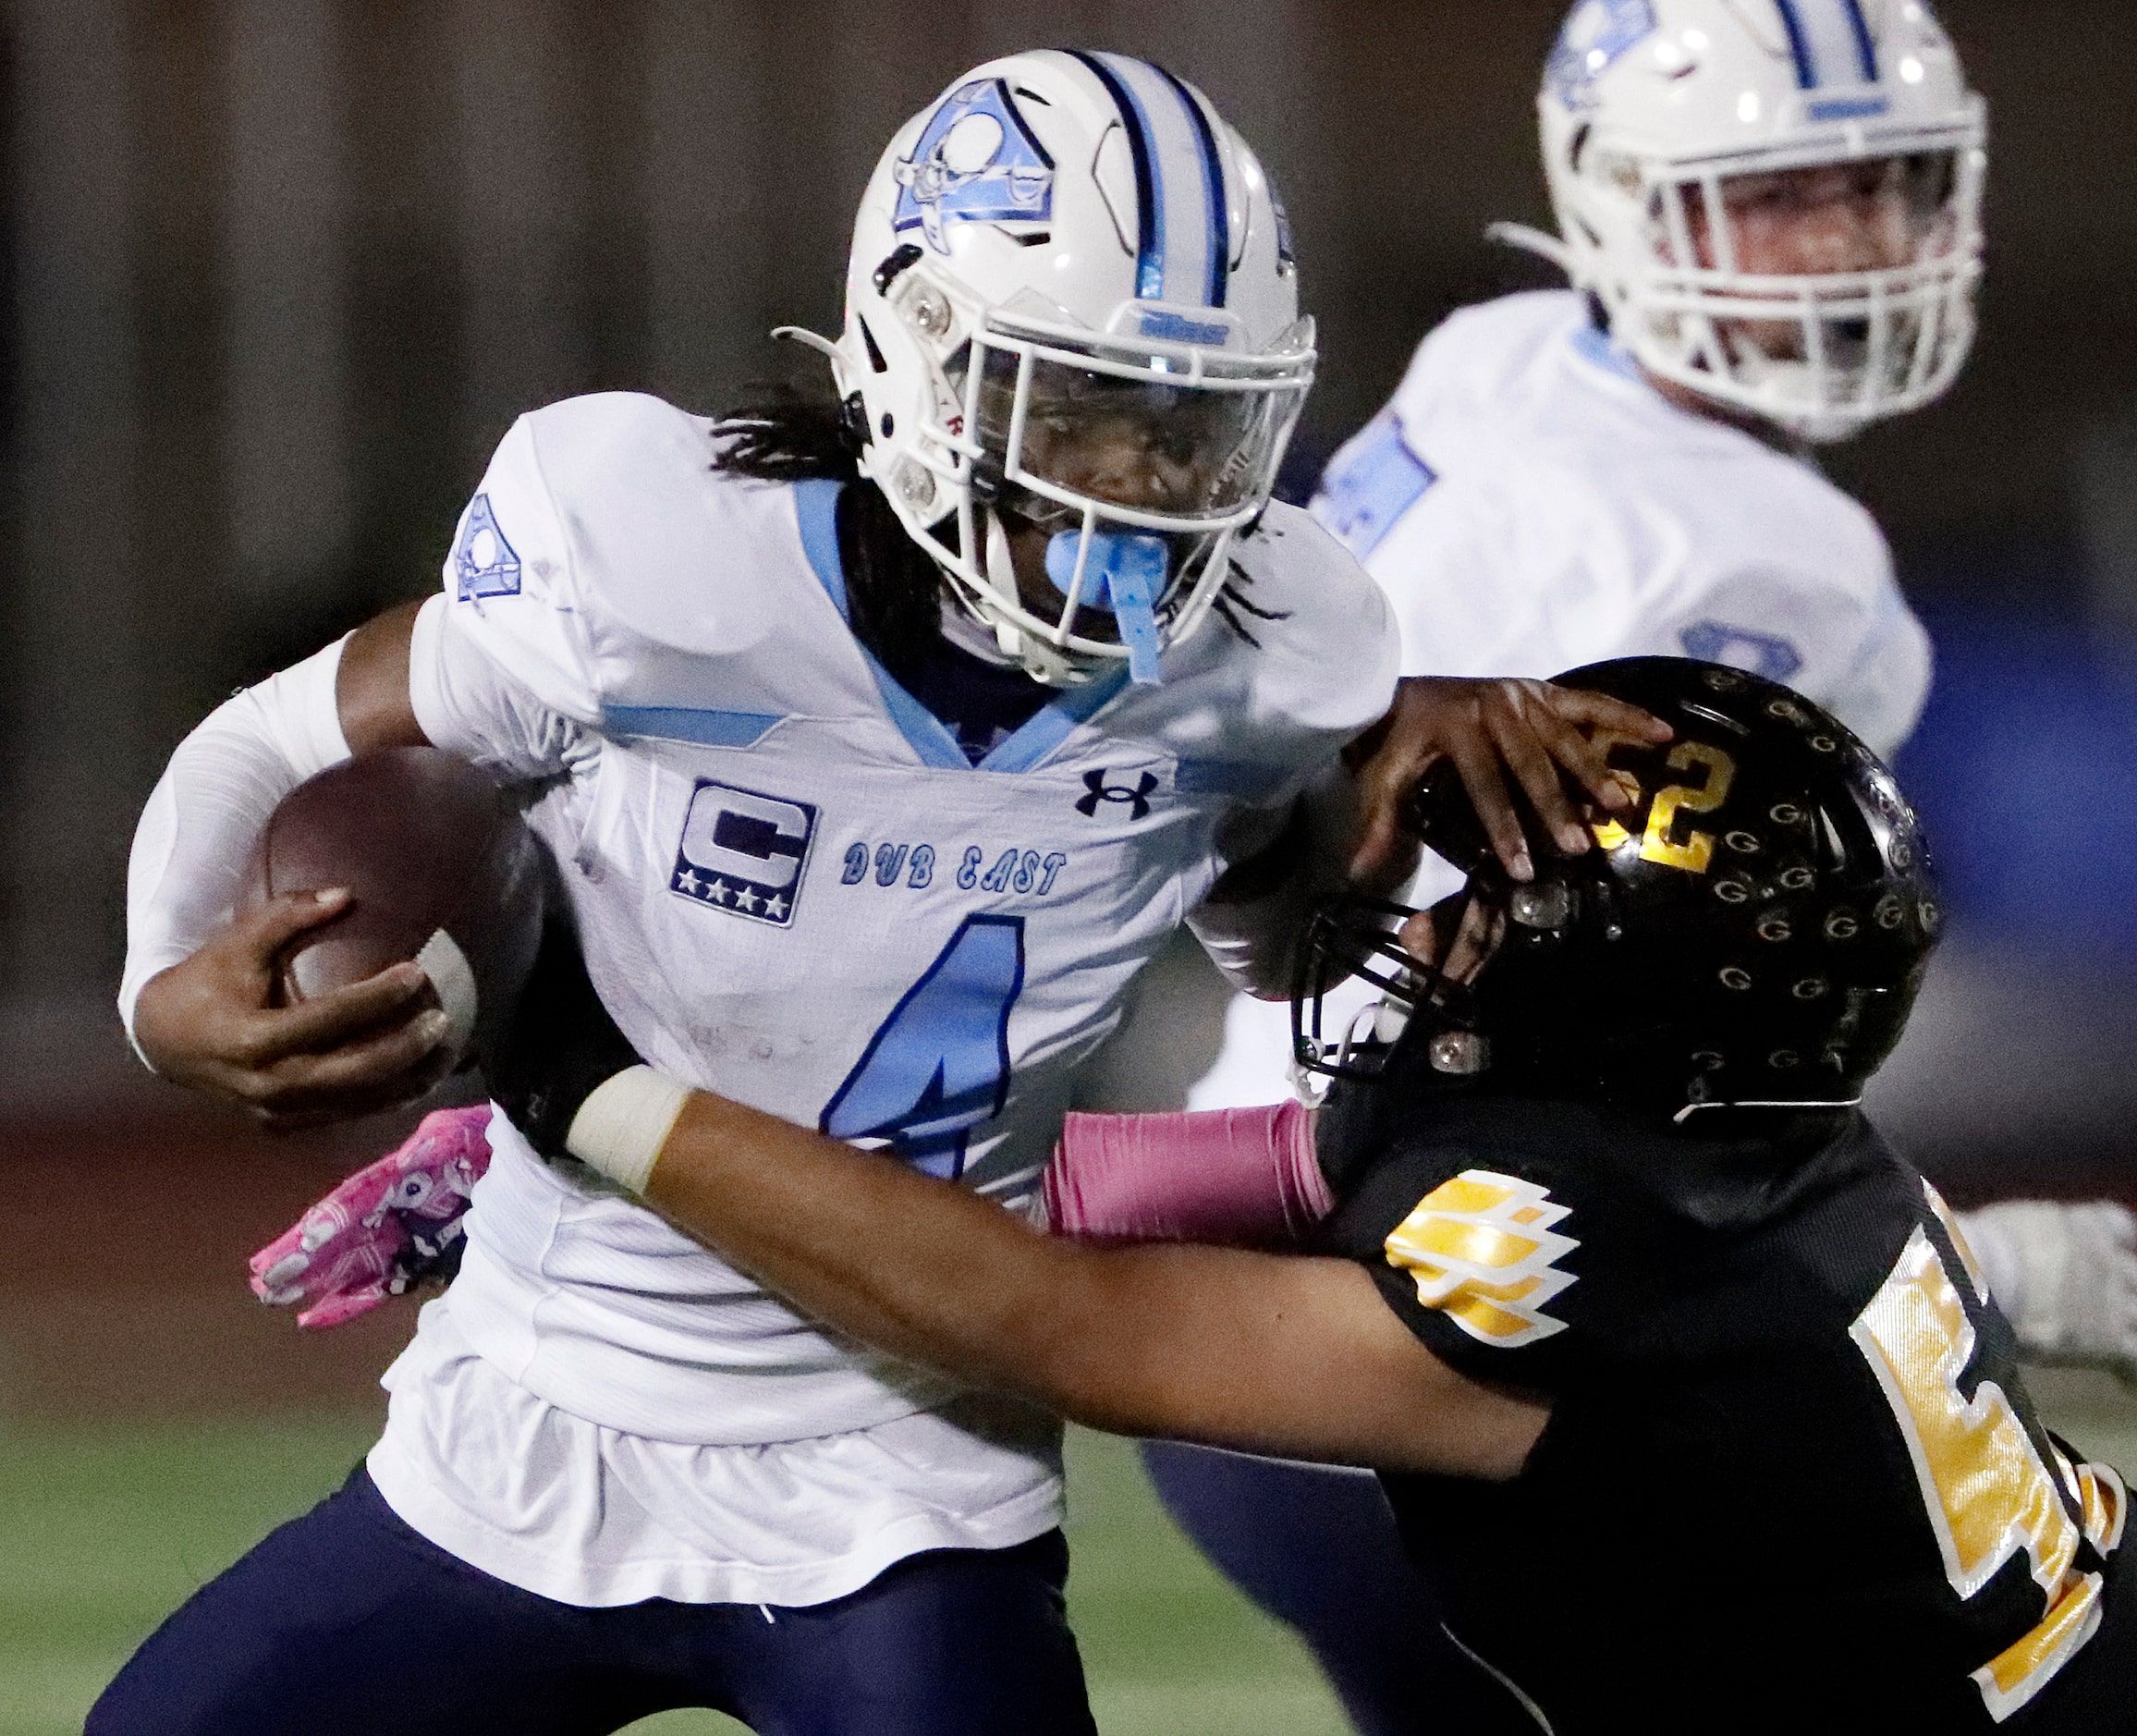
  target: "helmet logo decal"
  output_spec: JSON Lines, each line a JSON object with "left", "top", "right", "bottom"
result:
{"left": 1545, "top": 0, "right": 1658, "bottom": 112}
{"left": 1069, "top": 52, "right": 1229, "bottom": 308}
{"left": 1384, "top": 1171, "right": 1578, "bottom": 1349}
{"left": 1137, "top": 309, "right": 1229, "bottom": 346}
{"left": 893, "top": 79, "right": 1055, "bottom": 253}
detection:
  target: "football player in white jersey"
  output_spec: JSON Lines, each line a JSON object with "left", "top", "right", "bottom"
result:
{"left": 93, "top": 52, "right": 1655, "bottom": 1735}
{"left": 1120, "top": 6, "right": 2137, "bottom": 1733}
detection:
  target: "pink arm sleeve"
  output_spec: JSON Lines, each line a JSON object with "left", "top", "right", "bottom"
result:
{"left": 1043, "top": 1099, "right": 1333, "bottom": 1248}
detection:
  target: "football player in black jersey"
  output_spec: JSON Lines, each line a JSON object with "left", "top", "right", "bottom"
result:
{"left": 492, "top": 657, "right": 2131, "bottom": 1731}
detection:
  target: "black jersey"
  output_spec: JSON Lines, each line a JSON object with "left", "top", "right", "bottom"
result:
{"left": 1320, "top": 1078, "right": 2130, "bottom": 1733}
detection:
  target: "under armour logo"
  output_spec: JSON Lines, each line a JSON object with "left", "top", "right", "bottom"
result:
{"left": 1077, "top": 770, "right": 1159, "bottom": 822}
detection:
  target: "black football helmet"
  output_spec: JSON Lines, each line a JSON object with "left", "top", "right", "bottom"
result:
{"left": 1295, "top": 657, "right": 1943, "bottom": 1115}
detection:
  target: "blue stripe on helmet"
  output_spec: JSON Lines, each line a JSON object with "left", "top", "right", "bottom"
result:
{"left": 1152, "top": 63, "right": 1229, "bottom": 308}
{"left": 1840, "top": 0, "right": 1881, "bottom": 80}
{"left": 1075, "top": 52, "right": 1228, "bottom": 310}
{"left": 1773, "top": 0, "right": 1818, "bottom": 88}
{"left": 1780, "top": 0, "right": 1885, "bottom": 92}
{"left": 1068, "top": 52, "right": 1165, "bottom": 300}
{"left": 1099, "top": 61, "right": 1176, "bottom": 300}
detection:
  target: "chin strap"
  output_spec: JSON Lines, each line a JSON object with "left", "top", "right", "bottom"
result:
{"left": 1672, "top": 1096, "right": 1864, "bottom": 1125}
{"left": 981, "top": 510, "right": 1026, "bottom": 661}
{"left": 769, "top": 324, "right": 844, "bottom": 364}
{"left": 1485, "top": 222, "right": 1574, "bottom": 277}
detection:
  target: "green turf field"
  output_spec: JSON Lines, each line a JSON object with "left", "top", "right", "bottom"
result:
{"left": 8, "top": 1375, "right": 2133, "bottom": 1736}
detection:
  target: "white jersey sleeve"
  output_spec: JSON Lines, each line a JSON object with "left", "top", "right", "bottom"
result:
{"left": 1318, "top": 422, "right": 1577, "bottom": 683}
{"left": 1623, "top": 540, "right": 1934, "bottom": 761}
{"left": 431, "top": 410, "right": 603, "bottom": 718}
{"left": 411, "top": 593, "right": 593, "bottom": 787}
{"left": 408, "top": 405, "right": 606, "bottom": 784}
{"left": 413, "top": 391, "right": 811, "bottom": 787}
{"left": 1213, "top": 501, "right": 1400, "bottom": 812}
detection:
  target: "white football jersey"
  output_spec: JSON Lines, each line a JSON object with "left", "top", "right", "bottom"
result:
{"left": 403, "top": 391, "right": 1396, "bottom": 1447}
{"left": 1183, "top": 290, "right": 1934, "bottom": 1115}
{"left": 1317, "top": 290, "right": 1931, "bottom": 756}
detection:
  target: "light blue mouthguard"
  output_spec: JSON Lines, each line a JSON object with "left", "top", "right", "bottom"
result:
{"left": 1044, "top": 530, "right": 1167, "bottom": 686}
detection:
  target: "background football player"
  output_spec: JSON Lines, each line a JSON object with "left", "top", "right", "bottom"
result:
{"left": 464, "top": 658, "right": 2137, "bottom": 1734}
{"left": 97, "top": 51, "right": 1653, "bottom": 1735}
{"left": 1091, "top": 6, "right": 2137, "bottom": 1728}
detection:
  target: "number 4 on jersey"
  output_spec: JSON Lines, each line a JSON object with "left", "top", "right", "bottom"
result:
{"left": 820, "top": 915, "right": 1026, "bottom": 1180}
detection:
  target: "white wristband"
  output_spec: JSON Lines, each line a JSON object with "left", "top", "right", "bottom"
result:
{"left": 565, "top": 1065, "right": 692, "bottom": 1194}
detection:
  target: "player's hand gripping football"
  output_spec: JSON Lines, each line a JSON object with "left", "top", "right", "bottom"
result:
{"left": 131, "top": 889, "right": 457, "bottom": 1129}
{"left": 1346, "top": 677, "right": 1673, "bottom": 893}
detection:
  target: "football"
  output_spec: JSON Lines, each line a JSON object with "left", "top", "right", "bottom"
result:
{"left": 242, "top": 746, "right": 548, "bottom": 1068}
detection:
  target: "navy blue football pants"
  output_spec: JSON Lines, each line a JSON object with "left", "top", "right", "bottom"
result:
{"left": 1141, "top": 1441, "right": 1492, "bottom": 1736}
{"left": 88, "top": 1464, "right": 1095, "bottom": 1736}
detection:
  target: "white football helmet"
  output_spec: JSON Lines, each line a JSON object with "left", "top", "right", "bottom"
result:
{"left": 796, "top": 51, "right": 1312, "bottom": 687}
{"left": 1538, "top": 0, "right": 1986, "bottom": 442}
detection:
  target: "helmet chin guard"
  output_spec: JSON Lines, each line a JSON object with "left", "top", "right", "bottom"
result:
{"left": 1292, "top": 897, "right": 1496, "bottom": 1093}
{"left": 808, "top": 50, "right": 1313, "bottom": 686}
{"left": 1537, "top": 0, "right": 1987, "bottom": 443}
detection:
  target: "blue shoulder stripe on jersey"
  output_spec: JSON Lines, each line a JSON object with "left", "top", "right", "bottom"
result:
{"left": 1152, "top": 62, "right": 1229, "bottom": 308}
{"left": 600, "top": 705, "right": 783, "bottom": 749}
{"left": 794, "top": 477, "right": 849, "bottom": 619}
{"left": 793, "top": 477, "right": 1130, "bottom": 776}
{"left": 1069, "top": 52, "right": 1163, "bottom": 300}
{"left": 1312, "top": 412, "right": 1435, "bottom": 562}
{"left": 1571, "top": 323, "right": 1643, "bottom": 383}
{"left": 1773, "top": 0, "right": 1819, "bottom": 88}
{"left": 792, "top": 479, "right": 968, "bottom": 771}
{"left": 978, "top": 666, "right": 1129, "bottom": 775}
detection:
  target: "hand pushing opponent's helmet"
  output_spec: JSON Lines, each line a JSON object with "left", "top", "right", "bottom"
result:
{"left": 1297, "top": 657, "right": 1941, "bottom": 1116}
{"left": 1535, "top": 0, "right": 1986, "bottom": 442}
{"left": 789, "top": 52, "right": 1312, "bottom": 687}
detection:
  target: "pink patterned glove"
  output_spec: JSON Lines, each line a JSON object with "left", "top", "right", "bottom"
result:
{"left": 249, "top": 1105, "right": 494, "bottom": 1329}
{"left": 1044, "top": 1099, "right": 1332, "bottom": 1248}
